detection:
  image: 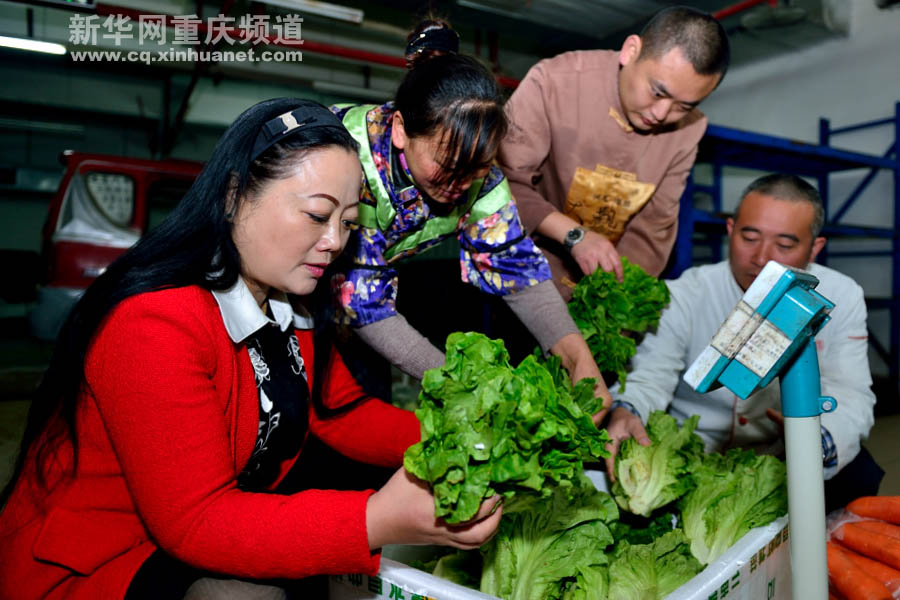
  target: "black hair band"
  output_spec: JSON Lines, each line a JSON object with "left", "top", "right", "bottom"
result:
{"left": 405, "top": 27, "right": 460, "bottom": 59}
{"left": 250, "top": 106, "right": 347, "bottom": 161}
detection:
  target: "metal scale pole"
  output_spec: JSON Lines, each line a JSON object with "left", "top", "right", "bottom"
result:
{"left": 780, "top": 338, "right": 834, "bottom": 599}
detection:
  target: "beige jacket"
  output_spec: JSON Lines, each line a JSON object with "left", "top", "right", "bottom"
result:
{"left": 499, "top": 49, "right": 707, "bottom": 293}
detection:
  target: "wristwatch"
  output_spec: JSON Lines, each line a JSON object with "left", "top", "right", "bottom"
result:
{"left": 563, "top": 226, "right": 586, "bottom": 251}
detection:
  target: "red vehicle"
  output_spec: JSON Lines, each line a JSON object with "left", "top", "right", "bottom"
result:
{"left": 30, "top": 151, "right": 203, "bottom": 339}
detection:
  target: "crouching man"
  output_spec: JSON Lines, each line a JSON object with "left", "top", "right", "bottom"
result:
{"left": 606, "top": 173, "right": 883, "bottom": 512}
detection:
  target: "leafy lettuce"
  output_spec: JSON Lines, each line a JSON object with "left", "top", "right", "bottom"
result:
{"left": 679, "top": 449, "right": 788, "bottom": 565}
{"left": 411, "top": 402, "right": 787, "bottom": 598}
{"left": 403, "top": 332, "right": 611, "bottom": 524}
{"left": 607, "top": 529, "right": 703, "bottom": 600}
{"left": 608, "top": 511, "right": 677, "bottom": 548}
{"left": 612, "top": 411, "right": 705, "bottom": 517}
{"left": 431, "top": 550, "right": 482, "bottom": 589}
{"left": 480, "top": 475, "right": 618, "bottom": 600}
{"left": 568, "top": 257, "right": 670, "bottom": 390}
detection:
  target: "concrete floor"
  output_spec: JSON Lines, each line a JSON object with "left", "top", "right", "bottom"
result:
{"left": 865, "top": 413, "right": 900, "bottom": 495}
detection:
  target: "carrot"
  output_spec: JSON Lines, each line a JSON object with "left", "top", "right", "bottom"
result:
{"left": 834, "top": 523, "right": 900, "bottom": 571}
{"left": 838, "top": 542, "right": 900, "bottom": 593}
{"left": 855, "top": 519, "right": 900, "bottom": 542}
{"left": 847, "top": 496, "right": 900, "bottom": 525}
{"left": 827, "top": 542, "right": 892, "bottom": 600}
{"left": 830, "top": 588, "right": 851, "bottom": 600}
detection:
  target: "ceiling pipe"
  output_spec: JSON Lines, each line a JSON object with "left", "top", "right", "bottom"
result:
{"left": 95, "top": 3, "right": 521, "bottom": 89}
{"left": 713, "top": 0, "right": 777, "bottom": 20}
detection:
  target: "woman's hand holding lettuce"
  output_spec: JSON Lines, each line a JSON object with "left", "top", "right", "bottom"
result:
{"left": 403, "top": 332, "right": 611, "bottom": 524}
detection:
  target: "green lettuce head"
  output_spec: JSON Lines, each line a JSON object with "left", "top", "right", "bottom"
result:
{"left": 679, "top": 449, "right": 788, "bottom": 565}
{"left": 612, "top": 411, "right": 705, "bottom": 517}
{"left": 403, "top": 332, "right": 611, "bottom": 524}
{"left": 608, "top": 529, "right": 703, "bottom": 600}
{"left": 480, "top": 475, "right": 618, "bottom": 600}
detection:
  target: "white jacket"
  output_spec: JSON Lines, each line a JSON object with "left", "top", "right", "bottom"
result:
{"left": 613, "top": 260, "right": 875, "bottom": 476}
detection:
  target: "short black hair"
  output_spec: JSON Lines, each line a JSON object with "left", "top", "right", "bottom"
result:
{"left": 738, "top": 173, "right": 825, "bottom": 237}
{"left": 639, "top": 6, "right": 730, "bottom": 80}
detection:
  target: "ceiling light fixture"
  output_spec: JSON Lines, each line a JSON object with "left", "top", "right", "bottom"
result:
{"left": 256, "top": 0, "right": 364, "bottom": 24}
{"left": 0, "top": 35, "right": 66, "bottom": 55}
{"left": 17, "top": 0, "right": 95, "bottom": 11}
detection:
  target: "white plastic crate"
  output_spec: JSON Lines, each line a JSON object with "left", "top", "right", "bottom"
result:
{"left": 330, "top": 471, "right": 791, "bottom": 600}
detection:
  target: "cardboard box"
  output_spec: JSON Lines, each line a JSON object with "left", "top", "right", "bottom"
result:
{"left": 331, "top": 472, "right": 791, "bottom": 600}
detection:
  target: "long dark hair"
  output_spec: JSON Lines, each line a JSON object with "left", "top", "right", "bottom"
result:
{"left": 395, "top": 19, "right": 507, "bottom": 187}
{"left": 1, "top": 98, "right": 358, "bottom": 507}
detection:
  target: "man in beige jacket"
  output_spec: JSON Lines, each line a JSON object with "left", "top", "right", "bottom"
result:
{"left": 499, "top": 6, "right": 730, "bottom": 299}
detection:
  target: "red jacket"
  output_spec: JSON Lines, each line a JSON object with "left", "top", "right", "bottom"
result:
{"left": 0, "top": 286, "right": 420, "bottom": 600}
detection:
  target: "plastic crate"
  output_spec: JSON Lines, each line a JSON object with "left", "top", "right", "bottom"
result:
{"left": 330, "top": 471, "right": 791, "bottom": 600}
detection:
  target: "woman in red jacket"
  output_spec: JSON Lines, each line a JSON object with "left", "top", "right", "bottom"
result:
{"left": 0, "top": 98, "right": 502, "bottom": 600}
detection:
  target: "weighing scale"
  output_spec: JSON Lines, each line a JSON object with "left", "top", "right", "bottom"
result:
{"left": 684, "top": 260, "right": 836, "bottom": 600}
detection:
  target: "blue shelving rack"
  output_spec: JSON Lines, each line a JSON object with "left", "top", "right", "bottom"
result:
{"left": 673, "top": 102, "right": 900, "bottom": 393}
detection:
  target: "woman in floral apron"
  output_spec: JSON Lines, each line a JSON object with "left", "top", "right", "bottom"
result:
{"left": 331, "top": 20, "right": 612, "bottom": 409}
